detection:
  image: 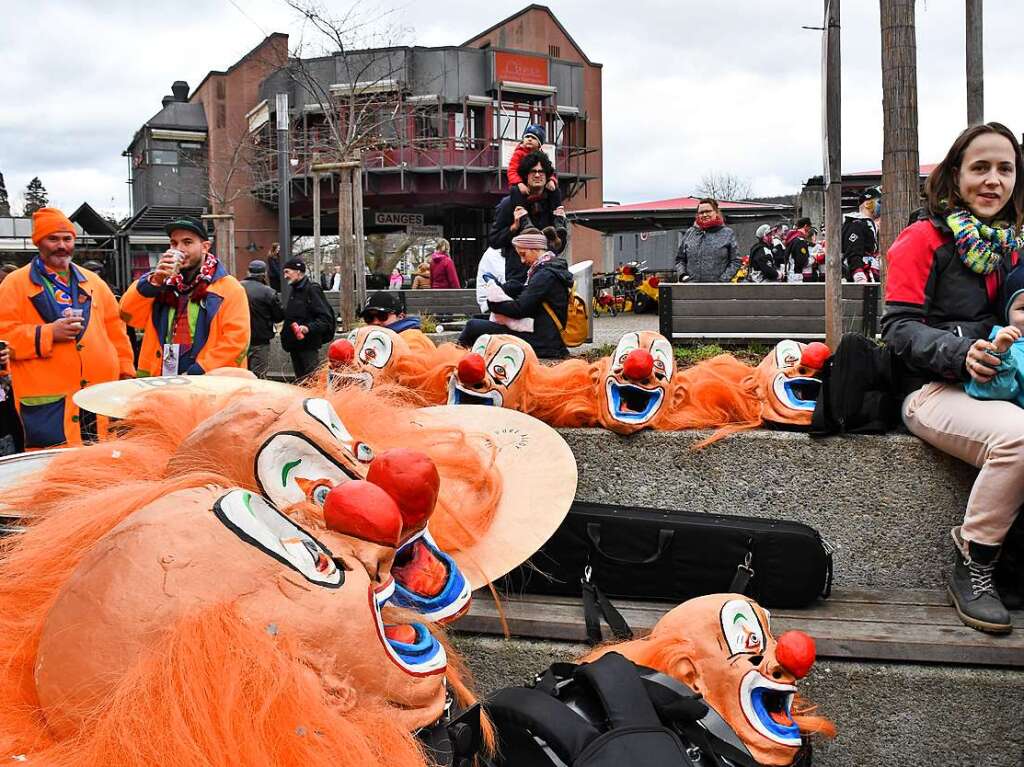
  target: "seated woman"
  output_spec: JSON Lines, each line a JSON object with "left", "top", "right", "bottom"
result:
{"left": 883, "top": 121, "right": 1024, "bottom": 634}
{"left": 458, "top": 227, "right": 572, "bottom": 359}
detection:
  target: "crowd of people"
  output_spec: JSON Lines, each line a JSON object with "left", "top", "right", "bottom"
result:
{"left": 675, "top": 189, "right": 883, "bottom": 285}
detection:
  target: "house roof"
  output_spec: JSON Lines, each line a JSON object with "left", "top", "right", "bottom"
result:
{"left": 69, "top": 202, "right": 117, "bottom": 236}
{"left": 568, "top": 197, "right": 794, "bottom": 234}
{"left": 118, "top": 205, "right": 207, "bottom": 235}
{"left": 846, "top": 163, "right": 937, "bottom": 178}
{"left": 463, "top": 4, "right": 598, "bottom": 67}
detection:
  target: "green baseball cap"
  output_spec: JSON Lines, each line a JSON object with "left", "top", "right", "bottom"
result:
{"left": 164, "top": 215, "right": 209, "bottom": 241}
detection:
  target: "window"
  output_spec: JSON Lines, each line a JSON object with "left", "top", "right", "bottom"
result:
{"left": 150, "top": 149, "right": 178, "bottom": 166}
{"left": 494, "top": 104, "right": 538, "bottom": 143}
{"left": 454, "top": 107, "right": 485, "bottom": 147}
{"left": 548, "top": 45, "right": 561, "bottom": 58}
{"left": 179, "top": 143, "right": 205, "bottom": 166}
{"left": 414, "top": 109, "right": 440, "bottom": 142}
{"left": 216, "top": 80, "right": 226, "bottom": 100}
{"left": 216, "top": 104, "right": 226, "bottom": 129}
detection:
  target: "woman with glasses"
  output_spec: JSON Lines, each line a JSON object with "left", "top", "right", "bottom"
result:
{"left": 674, "top": 198, "right": 741, "bottom": 282}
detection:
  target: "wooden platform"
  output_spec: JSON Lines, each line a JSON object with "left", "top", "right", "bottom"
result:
{"left": 457, "top": 587, "right": 1024, "bottom": 668}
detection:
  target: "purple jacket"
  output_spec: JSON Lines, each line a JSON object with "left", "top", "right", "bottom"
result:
{"left": 430, "top": 252, "right": 461, "bottom": 289}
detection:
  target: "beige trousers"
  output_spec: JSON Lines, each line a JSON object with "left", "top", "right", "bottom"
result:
{"left": 903, "top": 382, "right": 1024, "bottom": 547}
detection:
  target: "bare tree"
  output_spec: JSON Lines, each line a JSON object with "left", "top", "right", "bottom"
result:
{"left": 694, "top": 172, "right": 753, "bottom": 201}
{"left": 365, "top": 232, "right": 433, "bottom": 274}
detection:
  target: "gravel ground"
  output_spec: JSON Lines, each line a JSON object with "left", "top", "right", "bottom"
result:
{"left": 574, "top": 311, "right": 659, "bottom": 354}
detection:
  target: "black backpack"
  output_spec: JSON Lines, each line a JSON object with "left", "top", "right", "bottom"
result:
{"left": 810, "top": 333, "right": 902, "bottom": 435}
{"left": 483, "top": 653, "right": 812, "bottom": 767}
{"left": 304, "top": 283, "right": 338, "bottom": 345}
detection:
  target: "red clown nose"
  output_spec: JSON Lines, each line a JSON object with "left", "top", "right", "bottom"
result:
{"left": 327, "top": 339, "right": 355, "bottom": 367}
{"left": 800, "top": 342, "right": 831, "bottom": 371}
{"left": 457, "top": 354, "right": 487, "bottom": 385}
{"left": 775, "top": 630, "right": 816, "bottom": 679}
{"left": 622, "top": 349, "right": 654, "bottom": 381}
{"left": 366, "top": 448, "right": 440, "bottom": 539}
{"left": 322, "top": 481, "right": 403, "bottom": 548}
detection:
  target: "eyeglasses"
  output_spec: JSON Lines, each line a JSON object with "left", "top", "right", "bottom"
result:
{"left": 528, "top": 168, "right": 547, "bottom": 176}
{"left": 697, "top": 210, "right": 715, "bottom": 217}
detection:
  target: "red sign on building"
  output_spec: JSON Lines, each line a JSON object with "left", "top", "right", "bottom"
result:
{"left": 495, "top": 52, "right": 549, "bottom": 86}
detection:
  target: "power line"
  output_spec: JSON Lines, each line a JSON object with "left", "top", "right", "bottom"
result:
{"left": 224, "top": 0, "right": 270, "bottom": 37}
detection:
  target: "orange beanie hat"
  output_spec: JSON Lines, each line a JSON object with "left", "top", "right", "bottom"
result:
{"left": 31, "top": 207, "right": 76, "bottom": 246}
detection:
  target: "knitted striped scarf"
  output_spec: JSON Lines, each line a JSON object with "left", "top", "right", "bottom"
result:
{"left": 946, "top": 209, "right": 1023, "bottom": 276}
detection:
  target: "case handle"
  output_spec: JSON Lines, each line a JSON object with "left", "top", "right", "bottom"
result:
{"left": 586, "top": 523, "right": 674, "bottom": 566}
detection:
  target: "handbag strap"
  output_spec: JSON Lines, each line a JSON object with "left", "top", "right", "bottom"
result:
{"left": 581, "top": 565, "right": 633, "bottom": 645}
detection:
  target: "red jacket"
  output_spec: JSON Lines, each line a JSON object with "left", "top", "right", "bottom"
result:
{"left": 429, "top": 252, "right": 461, "bottom": 289}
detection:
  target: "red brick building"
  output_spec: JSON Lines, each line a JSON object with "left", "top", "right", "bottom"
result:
{"left": 124, "top": 5, "right": 603, "bottom": 282}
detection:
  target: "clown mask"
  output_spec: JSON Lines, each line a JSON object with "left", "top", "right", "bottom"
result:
{"left": 596, "top": 331, "right": 675, "bottom": 433}
{"left": 171, "top": 395, "right": 472, "bottom": 625}
{"left": 34, "top": 483, "right": 451, "bottom": 737}
{"left": 642, "top": 594, "right": 818, "bottom": 765}
{"left": 447, "top": 334, "right": 535, "bottom": 408}
{"left": 337, "top": 326, "right": 412, "bottom": 389}
{"left": 755, "top": 340, "right": 829, "bottom": 428}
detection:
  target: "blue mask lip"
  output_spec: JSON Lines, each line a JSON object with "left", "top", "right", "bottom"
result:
{"left": 776, "top": 375, "right": 820, "bottom": 411}
{"left": 390, "top": 534, "right": 470, "bottom": 616}
{"left": 749, "top": 686, "right": 801, "bottom": 741}
{"left": 607, "top": 380, "right": 664, "bottom": 423}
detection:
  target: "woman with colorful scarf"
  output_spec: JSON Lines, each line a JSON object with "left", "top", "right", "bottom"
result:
{"left": 674, "top": 198, "right": 741, "bottom": 282}
{"left": 457, "top": 227, "right": 573, "bottom": 358}
{"left": 883, "top": 122, "right": 1024, "bottom": 634}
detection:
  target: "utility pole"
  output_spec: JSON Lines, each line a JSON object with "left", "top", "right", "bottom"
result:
{"left": 276, "top": 93, "right": 292, "bottom": 305}
{"left": 823, "top": 0, "right": 843, "bottom": 350}
{"left": 879, "top": 0, "right": 920, "bottom": 305}
{"left": 966, "top": 0, "right": 984, "bottom": 126}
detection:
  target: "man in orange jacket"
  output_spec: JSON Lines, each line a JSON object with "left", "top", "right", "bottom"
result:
{"left": 0, "top": 208, "right": 135, "bottom": 449}
{"left": 120, "top": 216, "right": 249, "bottom": 377}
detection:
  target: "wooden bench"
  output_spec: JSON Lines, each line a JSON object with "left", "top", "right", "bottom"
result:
{"left": 657, "top": 282, "right": 881, "bottom": 344}
{"left": 458, "top": 587, "right": 1024, "bottom": 668}
{"left": 397, "top": 289, "right": 480, "bottom": 320}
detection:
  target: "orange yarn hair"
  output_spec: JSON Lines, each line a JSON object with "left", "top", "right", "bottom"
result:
{"left": 657, "top": 354, "right": 764, "bottom": 443}
{"left": 0, "top": 391, "right": 494, "bottom": 765}
{"left": 582, "top": 634, "right": 836, "bottom": 740}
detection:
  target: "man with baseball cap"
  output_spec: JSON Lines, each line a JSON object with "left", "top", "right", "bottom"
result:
{"left": 120, "top": 215, "right": 250, "bottom": 376}
{"left": 360, "top": 291, "right": 422, "bottom": 333}
{"left": 0, "top": 207, "right": 134, "bottom": 448}
{"left": 241, "top": 259, "right": 284, "bottom": 379}
{"left": 842, "top": 186, "right": 882, "bottom": 282}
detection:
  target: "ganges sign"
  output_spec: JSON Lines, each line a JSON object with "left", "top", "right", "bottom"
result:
{"left": 374, "top": 212, "right": 424, "bottom": 226}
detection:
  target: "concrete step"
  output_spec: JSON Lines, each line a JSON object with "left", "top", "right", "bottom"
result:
{"left": 561, "top": 428, "right": 977, "bottom": 591}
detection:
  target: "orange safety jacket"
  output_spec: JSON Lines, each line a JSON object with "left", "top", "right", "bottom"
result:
{"left": 0, "top": 262, "right": 135, "bottom": 449}
{"left": 119, "top": 259, "right": 250, "bottom": 377}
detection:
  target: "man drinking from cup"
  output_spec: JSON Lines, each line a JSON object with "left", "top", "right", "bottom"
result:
{"left": 0, "top": 207, "right": 135, "bottom": 449}
{"left": 120, "top": 215, "right": 250, "bottom": 378}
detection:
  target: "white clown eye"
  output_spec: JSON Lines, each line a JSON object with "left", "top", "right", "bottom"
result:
{"left": 720, "top": 599, "right": 766, "bottom": 656}
{"left": 487, "top": 343, "right": 527, "bottom": 386}
{"left": 303, "top": 399, "right": 356, "bottom": 445}
{"left": 312, "top": 484, "right": 331, "bottom": 505}
{"left": 612, "top": 332, "right": 641, "bottom": 368}
{"left": 356, "top": 442, "right": 374, "bottom": 463}
{"left": 472, "top": 335, "right": 491, "bottom": 355}
{"left": 360, "top": 330, "right": 394, "bottom": 369}
{"left": 650, "top": 338, "right": 675, "bottom": 379}
{"left": 775, "top": 340, "right": 803, "bottom": 369}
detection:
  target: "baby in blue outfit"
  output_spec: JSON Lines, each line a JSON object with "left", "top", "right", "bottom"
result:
{"left": 965, "top": 264, "right": 1024, "bottom": 405}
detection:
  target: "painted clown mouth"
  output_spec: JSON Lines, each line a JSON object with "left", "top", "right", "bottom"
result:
{"left": 739, "top": 671, "right": 801, "bottom": 747}
{"left": 328, "top": 370, "right": 375, "bottom": 390}
{"left": 390, "top": 528, "right": 472, "bottom": 623}
{"left": 772, "top": 375, "right": 821, "bottom": 411}
{"left": 372, "top": 577, "right": 447, "bottom": 676}
{"left": 447, "top": 376, "right": 503, "bottom": 407}
{"left": 605, "top": 378, "right": 664, "bottom": 423}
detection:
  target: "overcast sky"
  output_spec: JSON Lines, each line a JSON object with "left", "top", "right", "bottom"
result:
{"left": 2, "top": 0, "right": 1023, "bottom": 218}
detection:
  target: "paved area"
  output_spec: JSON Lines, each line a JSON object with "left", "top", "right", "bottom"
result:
{"left": 577, "top": 311, "right": 659, "bottom": 354}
